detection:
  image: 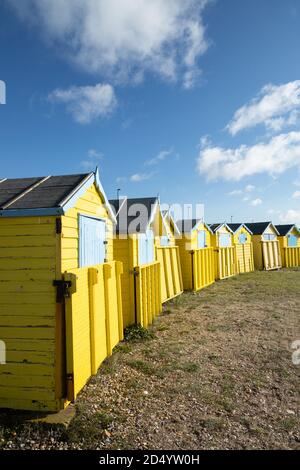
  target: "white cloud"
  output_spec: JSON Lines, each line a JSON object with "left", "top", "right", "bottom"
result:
{"left": 130, "top": 172, "right": 155, "bottom": 182}
{"left": 245, "top": 184, "right": 255, "bottom": 192}
{"left": 292, "top": 190, "right": 300, "bottom": 199}
{"left": 48, "top": 83, "right": 117, "bottom": 123}
{"left": 250, "top": 198, "right": 262, "bottom": 206}
{"left": 227, "top": 190, "right": 242, "bottom": 196}
{"left": 80, "top": 148, "right": 103, "bottom": 170}
{"left": 116, "top": 176, "right": 127, "bottom": 184}
{"left": 197, "top": 131, "right": 300, "bottom": 181}
{"left": 9, "top": 0, "right": 210, "bottom": 87}
{"left": 145, "top": 148, "right": 174, "bottom": 166}
{"left": 280, "top": 209, "right": 300, "bottom": 225}
{"left": 227, "top": 81, "right": 300, "bottom": 136}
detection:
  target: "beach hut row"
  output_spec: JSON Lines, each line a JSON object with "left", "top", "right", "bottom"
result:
{"left": 0, "top": 170, "right": 299, "bottom": 412}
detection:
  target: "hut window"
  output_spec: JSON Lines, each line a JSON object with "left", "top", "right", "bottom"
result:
{"left": 263, "top": 234, "right": 276, "bottom": 241}
{"left": 288, "top": 234, "right": 298, "bottom": 247}
{"left": 197, "top": 230, "right": 206, "bottom": 248}
{"left": 79, "top": 215, "right": 106, "bottom": 267}
{"left": 139, "top": 230, "right": 154, "bottom": 265}
{"left": 160, "top": 236, "right": 170, "bottom": 247}
{"left": 238, "top": 233, "right": 247, "bottom": 244}
{"left": 219, "top": 233, "right": 231, "bottom": 247}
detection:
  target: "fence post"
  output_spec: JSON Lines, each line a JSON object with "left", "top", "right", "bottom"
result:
{"left": 115, "top": 261, "right": 124, "bottom": 341}
{"left": 103, "top": 264, "right": 113, "bottom": 356}
{"left": 88, "top": 267, "right": 98, "bottom": 375}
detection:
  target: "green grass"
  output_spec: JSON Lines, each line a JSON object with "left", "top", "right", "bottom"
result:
{"left": 124, "top": 324, "right": 155, "bottom": 342}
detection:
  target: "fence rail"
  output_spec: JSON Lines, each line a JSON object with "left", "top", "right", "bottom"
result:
{"left": 64, "top": 261, "right": 123, "bottom": 401}
{"left": 191, "top": 247, "right": 215, "bottom": 291}
{"left": 261, "top": 241, "right": 282, "bottom": 270}
{"left": 134, "top": 261, "right": 162, "bottom": 328}
{"left": 215, "top": 246, "right": 237, "bottom": 280}
{"left": 156, "top": 246, "right": 183, "bottom": 303}
{"left": 283, "top": 247, "right": 300, "bottom": 267}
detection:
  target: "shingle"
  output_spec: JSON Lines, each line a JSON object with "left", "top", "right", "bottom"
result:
{"left": 0, "top": 173, "right": 91, "bottom": 210}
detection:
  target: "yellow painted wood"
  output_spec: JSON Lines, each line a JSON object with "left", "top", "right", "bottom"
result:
{"left": 284, "top": 247, "right": 300, "bottom": 267}
{"left": 64, "top": 261, "right": 123, "bottom": 401}
{"left": 135, "top": 262, "right": 162, "bottom": 327}
{"left": 191, "top": 247, "right": 215, "bottom": 291}
{"left": 231, "top": 226, "right": 254, "bottom": 274}
{"left": 155, "top": 246, "right": 183, "bottom": 302}
{"left": 215, "top": 247, "right": 237, "bottom": 280}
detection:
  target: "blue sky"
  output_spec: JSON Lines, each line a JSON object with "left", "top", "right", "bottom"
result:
{"left": 0, "top": 0, "right": 300, "bottom": 224}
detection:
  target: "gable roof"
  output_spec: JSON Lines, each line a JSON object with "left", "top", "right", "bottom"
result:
{"left": 244, "top": 221, "right": 279, "bottom": 235}
{"left": 161, "top": 209, "right": 180, "bottom": 236}
{"left": 209, "top": 223, "right": 234, "bottom": 234}
{"left": 0, "top": 169, "right": 116, "bottom": 222}
{"left": 227, "top": 223, "right": 253, "bottom": 235}
{"left": 176, "top": 219, "right": 212, "bottom": 234}
{"left": 109, "top": 197, "right": 158, "bottom": 234}
{"left": 275, "top": 224, "right": 300, "bottom": 236}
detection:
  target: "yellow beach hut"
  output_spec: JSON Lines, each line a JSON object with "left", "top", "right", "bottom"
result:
{"left": 227, "top": 223, "right": 254, "bottom": 273}
{"left": 209, "top": 223, "right": 237, "bottom": 279}
{"left": 0, "top": 169, "right": 124, "bottom": 411}
{"left": 245, "top": 222, "right": 281, "bottom": 270}
{"left": 109, "top": 197, "right": 162, "bottom": 329}
{"left": 176, "top": 219, "right": 215, "bottom": 291}
{"left": 275, "top": 224, "right": 300, "bottom": 267}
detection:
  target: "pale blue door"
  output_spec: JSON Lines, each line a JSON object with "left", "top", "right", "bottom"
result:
{"left": 239, "top": 233, "right": 247, "bottom": 244}
{"left": 139, "top": 230, "right": 154, "bottom": 265}
{"left": 198, "top": 230, "right": 206, "bottom": 248}
{"left": 219, "top": 233, "right": 231, "bottom": 247}
{"left": 79, "top": 215, "right": 106, "bottom": 267}
{"left": 160, "top": 236, "right": 170, "bottom": 247}
{"left": 288, "top": 234, "right": 298, "bottom": 247}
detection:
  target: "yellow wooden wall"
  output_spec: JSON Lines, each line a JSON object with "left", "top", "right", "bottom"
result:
{"left": 252, "top": 226, "right": 280, "bottom": 270}
{"left": 278, "top": 229, "right": 300, "bottom": 263}
{"left": 61, "top": 184, "right": 114, "bottom": 272}
{"left": 211, "top": 225, "right": 232, "bottom": 248}
{"left": 154, "top": 210, "right": 176, "bottom": 247}
{"left": 232, "top": 227, "right": 254, "bottom": 273}
{"left": 0, "top": 216, "right": 61, "bottom": 411}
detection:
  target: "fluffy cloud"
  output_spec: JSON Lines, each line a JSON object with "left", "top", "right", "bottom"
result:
{"left": 130, "top": 172, "right": 155, "bottom": 182}
{"left": 8, "top": 0, "right": 209, "bottom": 87}
{"left": 279, "top": 209, "right": 300, "bottom": 225}
{"left": 227, "top": 81, "right": 300, "bottom": 136}
{"left": 250, "top": 198, "right": 262, "bottom": 206}
{"left": 197, "top": 131, "right": 300, "bottom": 181}
{"left": 292, "top": 190, "right": 300, "bottom": 199}
{"left": 48, "top": 83, "right": 117, "bottom": 123}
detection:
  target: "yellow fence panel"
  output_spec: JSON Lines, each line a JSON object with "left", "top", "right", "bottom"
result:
{"left": 215, "top": 247, "right": 237, "bottom": 280}
{"left": 64, "top": 261, "right": 123, "bottom": 401}
{"left": 156, "top": 246, "right": 183, "bottom": 303}
{"left": 134, "top": 261, "right": 162, "bottom": 328}
{"left": 191, "top": 247, "right": 215, "bottom": 291}
{"left": 235, "top": 243, "right": 254, "bottom": 274}
{"left": 283, "top": 247, "right": 300, "bottom": 267}
{"left": 262, "top": 241, "right": 282, "bottom": 270}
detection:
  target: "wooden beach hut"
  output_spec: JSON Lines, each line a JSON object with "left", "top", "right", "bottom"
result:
{"left": 245, "top": 222, "right": 281, "bottom": 270}
{"left": 176, "top": 219, "right": 215, "bottom": 291}
{"left": 109, "top": 198, "right": 182, "bottom": 328}
{"left": 275, "top": 224, "right": 300, "bottom": 267}
{"left": 227, "top": 223, "right": 254, "bottom": 274}
{"left": 0, "top": 169, "right": 124, "bottom": 411}
{"left": 209, "top": 223, "right": 237, "bottom": 279}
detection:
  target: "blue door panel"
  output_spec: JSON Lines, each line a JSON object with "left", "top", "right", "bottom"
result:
{"left": 138, "top": 229, "right": 154, "bottom": 265}
{"left": 288, "top": 235, "right": 298, "bottom": 247}
{"left": 197, "top": 230, "right": 206, "bottom": 248}
{"left": 219, "top": 233, "right": 231, "bottom": 247}
{"left": 79, "top": 216, "right": 106, "bottom": 267}
{"left": 239, "top": 233, "right": 247, "bottom": 244}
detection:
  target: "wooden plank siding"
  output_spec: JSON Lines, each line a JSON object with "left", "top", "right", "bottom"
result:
{"left": 0, "top": 216, "right": 61, "bottom": 411}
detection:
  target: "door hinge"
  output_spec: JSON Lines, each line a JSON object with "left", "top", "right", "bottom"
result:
{"left": 53, "top": 280, "right": 72, "bottom": 302}
{"left": 56, "top": 218, "right": 62, "bottom": 234}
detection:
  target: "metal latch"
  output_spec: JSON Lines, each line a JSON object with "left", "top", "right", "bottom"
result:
{"left": 53, "top": 280, "right": 72, "bottom": 302}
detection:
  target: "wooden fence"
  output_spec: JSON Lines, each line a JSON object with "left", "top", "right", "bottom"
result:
{"left": 134, "top": 261, "right": 162, "bottom": 328}
{"left": 191, "top": 248, "right": 215, "bottom": 291}
{"left": 261, "top": 241, "right": 282, "bottom": 270}
{"left": 156, "top": 246, "right": 183, "bottom": 303}
{"left": 283, "top": 247, "right": 300, "bottom": 267}
{"left": 215, "top": 247, "right": 237, "bottom": 280}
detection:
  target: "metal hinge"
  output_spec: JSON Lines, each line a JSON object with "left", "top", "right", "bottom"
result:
{"left": 53, "top": 280, "right": 72, "bottom": 302}
{"left": 56, "top": 218, "right": 62, "bottom": 234}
